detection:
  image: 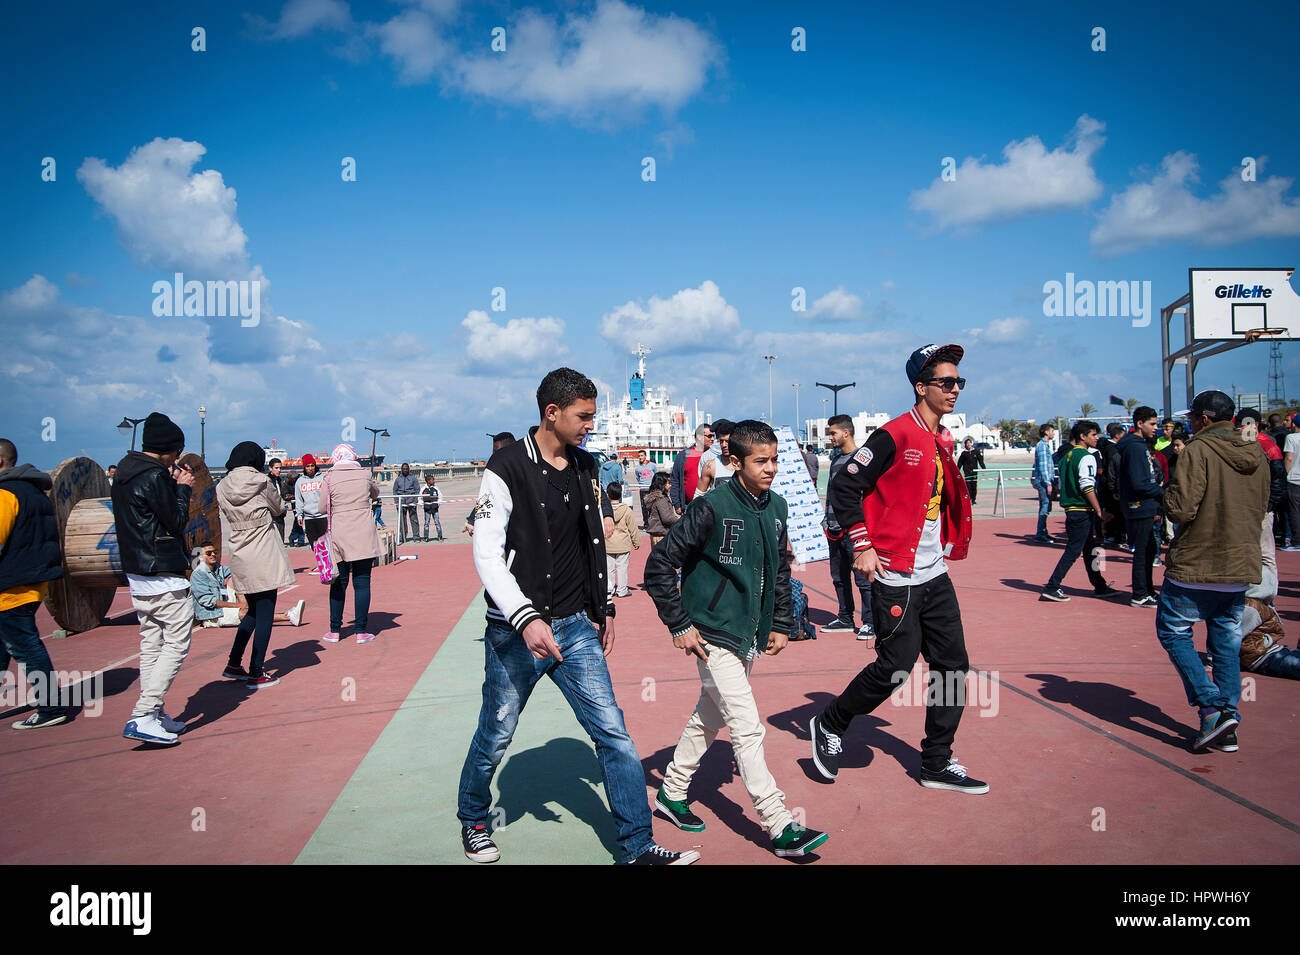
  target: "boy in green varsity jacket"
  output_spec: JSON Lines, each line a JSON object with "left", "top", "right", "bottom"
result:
{"left": 644, "top": 420, "right": 830, "bottom": 859}
{"left": 1040, "top": 419, "right": 1115, "bottom": 601}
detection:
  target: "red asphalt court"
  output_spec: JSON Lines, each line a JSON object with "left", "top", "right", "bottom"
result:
{"left": 2, "top": 516, "right": 1298, "bottom": 865}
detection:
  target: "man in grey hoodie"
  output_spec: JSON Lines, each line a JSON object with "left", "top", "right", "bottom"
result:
{"left": 0, "top": 439, "right": 68, "bottom": 729}
{"left": 393, "top": 463, "right": 421, "bottom": 543}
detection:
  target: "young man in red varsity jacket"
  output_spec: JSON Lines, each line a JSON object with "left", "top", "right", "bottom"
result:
{"left": 810, "top": 343, "right": 988, "bottom": 794}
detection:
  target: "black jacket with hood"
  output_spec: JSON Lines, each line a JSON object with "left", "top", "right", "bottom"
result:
{"left": 0, "top": 464, "right": 63, "bottom": 592}
{"left": 110, "top": 451, "right": 192, "bottom": 576}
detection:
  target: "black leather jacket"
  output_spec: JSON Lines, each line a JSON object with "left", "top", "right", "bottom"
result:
{"left": 109, "top": 452, "right": 193, "bottom": 576}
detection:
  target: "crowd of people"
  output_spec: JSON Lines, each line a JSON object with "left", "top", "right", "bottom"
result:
{"left": 0, "top": 341, "right": 1295, "bottom": 865}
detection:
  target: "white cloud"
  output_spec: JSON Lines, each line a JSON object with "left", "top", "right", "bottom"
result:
{"left": 250, "top": 0, "right": 353, "bottom": 39}
{"left": 3, "top": 274, "right": 58, "bottom": 310}
{"left": 444, "top": 0, "right": 722, "bottom": 121}
{"left": 368, "top": 8, "right": 452, "bottom": 83}
{"left": 600, "top": 280, "right": 741, "bottom": 354}
{"left": 965, "top": 316, "right": 1029, "bottom": 343}
{"left": 77, "top": 138, "right": 252, "bottom": 275}
{"left": 910, "top": 115, "right": 1106, "bottom": 230}
{"left": 806, "top": 286, "right": 866, "bottom": 320}
{"left": 1091, "top": 152, "right": 1300, "bottom": 254}
{"left": 461, "top": 310, "right": 568, "bottom": 371}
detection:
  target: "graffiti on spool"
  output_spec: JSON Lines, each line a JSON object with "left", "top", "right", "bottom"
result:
{"left": 58, "top": 457, "right": 96, "bottom": 504}
{"left": 95, "top": 500, "right": 122, "bottom": 573}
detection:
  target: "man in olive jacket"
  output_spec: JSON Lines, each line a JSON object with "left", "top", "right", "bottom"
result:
{"left": 1157, "top": 390, "right": 1269, "bottom": 753}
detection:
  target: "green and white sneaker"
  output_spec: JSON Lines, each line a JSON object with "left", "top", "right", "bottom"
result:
{"left": 655, "top": 785, "right": 706, "bottom": 832}
{"left": 772, "top": 822, "right": 829, "bottom": 858}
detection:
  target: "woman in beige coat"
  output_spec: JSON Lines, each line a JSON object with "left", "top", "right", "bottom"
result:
{"left": 322, "top": 443, "right": 382, "bottom": 644}
{"left": 216, "top": 441, "right": 296, "bottom": 688}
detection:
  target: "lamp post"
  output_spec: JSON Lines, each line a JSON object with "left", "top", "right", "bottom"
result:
{"left": 816, "top": 381, "right": 856, "bottom": 417}
{"left": 116, "top": 416, "right": 146, "bottom": 452}
{"left": 792, "top": 382, "right": 802, "bottom": 441}
{"left": 364, "top": 426, "right": 391, "bottom": 463}
{"left": 763, "top": 355, "right": 778, "bottom": 423}
{"left": 197, "top": 405, "right": 206, "bottom": 462}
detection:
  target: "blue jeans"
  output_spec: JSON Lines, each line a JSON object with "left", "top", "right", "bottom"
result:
{"left": 1155, "top": 580, "right": 1244, "bottom": 715}
{"left": 1034, "top": 482, "right": 1052, "bottom": 537}
{"left": 0, "top": 601, "right": 61, "bottom": 712}
{"left": 423, "top": 510, "right": 443, "bottom": 540}
{"left": 1255, "top": 647, "right": 1300, "bottom": 680}
{"left": 457, "top": 611, "right": 653, "bottom": 862}
{"left": 330, "top": 559, "right": 372, "bottom": 633}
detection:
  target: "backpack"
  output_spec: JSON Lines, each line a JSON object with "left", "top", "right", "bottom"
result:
{"left": 789, "top": 578, "right": 817, "bottom": 641}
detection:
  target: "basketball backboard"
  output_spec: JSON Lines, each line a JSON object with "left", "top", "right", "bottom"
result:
{"left": 1189, "top": 268, "right": 1299, "bottom": 341}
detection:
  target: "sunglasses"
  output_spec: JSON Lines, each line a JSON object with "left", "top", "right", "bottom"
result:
{"left": 923, "top": 376, "right": 966, "bottom": 391}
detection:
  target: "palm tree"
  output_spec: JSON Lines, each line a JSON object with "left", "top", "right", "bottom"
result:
{"left": 1123, "top": 397, "right": 1139, "bottom": 415}
{"left": 1080, "top": 402, "right": 1097, "bottom": 418}
{"left": 997, "top": 418, "right": 1018, "bottom": 452}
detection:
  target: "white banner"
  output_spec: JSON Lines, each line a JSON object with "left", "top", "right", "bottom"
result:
{"left": 773, "top": 426, "right": 829, "bottom": 563}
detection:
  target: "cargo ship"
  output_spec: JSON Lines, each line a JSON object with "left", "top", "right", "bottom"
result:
{"left": 585, "top": 344, "right": 697, "bottom": 468}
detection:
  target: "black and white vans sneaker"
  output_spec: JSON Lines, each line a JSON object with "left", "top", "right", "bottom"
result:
{"left": 919, "top": 758, "right": 989, "bottom": 794}
{"left": 820, "top": 618, "right": 855, "bottom": 634}
{"left": 810, "top": 714, "right": 841, "bottom": 781}
{"left": 461, "top": 824, "right": 500, "bottom": 863}
{"left": 1040, "top": 587, "right": 1070, "bottom": 602}
{"left": 856, "top": 623, "right": 875, "bottom": 641}
{"left": 1210, "top": 730, "right": 1239, "bottom": 753}
{"left": 626, "top": 844, "right": 700, "bottom": 865}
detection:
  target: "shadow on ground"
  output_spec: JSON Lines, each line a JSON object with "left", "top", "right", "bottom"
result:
{"left": 495, "top": 737, "right": 622, "bottom": 862}
{"left": 1024, "top": 672, "right": 1193, "bottom": 749}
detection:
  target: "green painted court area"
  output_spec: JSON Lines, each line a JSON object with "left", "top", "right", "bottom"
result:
{"left": 297, "top": 593, "right": 622, "bottom": 865}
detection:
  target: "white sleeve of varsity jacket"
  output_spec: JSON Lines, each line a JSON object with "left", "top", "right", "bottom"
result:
{"left": 471, "top": 468, "right": 541, "bottom": 632}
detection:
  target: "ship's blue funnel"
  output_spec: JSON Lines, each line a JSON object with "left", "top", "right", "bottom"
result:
{"left": 630, "top": 376, "right": 644, "bottom": 410}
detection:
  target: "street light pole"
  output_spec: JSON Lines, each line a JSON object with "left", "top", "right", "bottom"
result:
{"left": 763, "top": 355, "right": 778, "bottom": 423}
{"left": 116, "top": 416, "right": 146, "bottom": 452}
{"left": 792, "top": 382, "right": 801, "bottom": 441}
{"left": 364, "top": 426, "right": 391, "bottom": 464}
{"left": 816, "top": 381, "right": 856, "bottom": 417}
{"left": 197, "top": 405, "right": 206, "bottom": 462}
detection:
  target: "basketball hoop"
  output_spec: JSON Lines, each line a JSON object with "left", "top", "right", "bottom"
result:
{"left": 1244, "top": 327, "right": 1287, "bottom": 343}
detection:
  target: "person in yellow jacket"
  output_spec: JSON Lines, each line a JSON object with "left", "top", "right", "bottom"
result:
{"left": 0, "top": 439, "right": 68, "bottom": 729}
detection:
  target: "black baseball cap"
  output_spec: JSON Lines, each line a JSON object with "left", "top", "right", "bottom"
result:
{"left": 906, "top": 343, "right": 964, "bottom": 386}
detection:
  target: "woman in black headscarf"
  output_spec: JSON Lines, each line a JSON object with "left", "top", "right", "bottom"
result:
{"left": 216, "top": 442, "right": 296, "bottom": 688}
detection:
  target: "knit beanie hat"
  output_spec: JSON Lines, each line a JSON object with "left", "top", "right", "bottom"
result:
{"left": 142, "top": 412, "right": 185, "bottom": 453}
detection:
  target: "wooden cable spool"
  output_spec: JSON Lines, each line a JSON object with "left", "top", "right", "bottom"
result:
{"left": 44, "top": 454, "right": 220, "bottom": 634}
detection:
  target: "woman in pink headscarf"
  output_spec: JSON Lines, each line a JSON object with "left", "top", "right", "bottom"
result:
{"left": 321, "top": 444, "right": 382, "bottom": 644}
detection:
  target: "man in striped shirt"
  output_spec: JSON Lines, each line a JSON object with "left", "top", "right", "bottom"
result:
{"left": 1031, "top": 424, "right": 1057, "bottom": 544}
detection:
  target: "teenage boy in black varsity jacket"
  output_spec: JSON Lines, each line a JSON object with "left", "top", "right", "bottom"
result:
{"left": 810, "top": 344, "right": 989, "bottom": 794}
{"left": 645, "top": 420, "right": 830, "bottom": 859}
{"left": 456, "top": 368, "right": 698, "bottom": 866}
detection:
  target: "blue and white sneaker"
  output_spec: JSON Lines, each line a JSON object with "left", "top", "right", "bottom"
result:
{"left": 155, "top": 708, "right": 187, "bottom": 734}
{"left": 123, "top": 713, "right": 179, "bottom": 745}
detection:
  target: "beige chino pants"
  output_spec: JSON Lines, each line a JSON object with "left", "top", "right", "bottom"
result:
{"left": 130, "top": 589, "right": 194, "bottom": 717}
{"left": 661, "top": 640, "right": 793, "bottom": 839}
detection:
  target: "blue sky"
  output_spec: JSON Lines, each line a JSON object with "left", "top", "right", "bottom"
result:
{"left": 4, "top": 0, "right": 1300, "bottom": 469}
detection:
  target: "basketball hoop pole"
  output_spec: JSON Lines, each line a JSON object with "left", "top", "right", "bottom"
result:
{"left": 1162, "top": 300, "right": 1282, "bottom": 418}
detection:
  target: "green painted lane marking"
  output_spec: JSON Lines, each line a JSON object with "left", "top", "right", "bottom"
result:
{"left": 296, "top": 592, "right": 622, "bottom": 865}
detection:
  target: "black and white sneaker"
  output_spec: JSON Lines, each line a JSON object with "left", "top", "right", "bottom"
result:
{"left": 1129, "top": 595, "right": 1157, "bottom": 608}
{"left": 856, "top": 623, "right": 875, "bottom": 641}
{"left": 1092, "top": 586, "right": 1121, "bottom": 598}
{"left": 1194, "top": 709, "right": 1239, "bottom": 752}
{"left": 919, "top": 758, "right": 989, "bottom": 794}
{"left": 820, "top": 618, "right": 855, "bottom": 634}
{"left": 11, "top": 709, "right": 68, "bottom": 730}
{"left": 626, "top": 844, "right": 700, "bottom": 865}
{"left": 1040, "top": 587, "right": 1070, "bottom": 602}
{"left": 1210, "top": 730, "right": 1239, "bottom": 753}
{"left": 461, "top": 824, "right": 500, "bottom": 863}
{"left": 810, "top": 714, "right": 841, "bottom": 781}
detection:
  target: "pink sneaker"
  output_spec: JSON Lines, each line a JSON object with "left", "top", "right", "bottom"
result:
{"left": 355, "top": 632, "right": 377, "bottom": 645}
{"left": 322, "top": 632, "right": 341, "bottom": 643}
